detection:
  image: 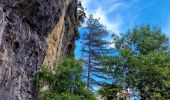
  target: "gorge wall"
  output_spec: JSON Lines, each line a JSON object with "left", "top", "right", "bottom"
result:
{"left": 0, "top": 0, "right": 78, "bottom": 100}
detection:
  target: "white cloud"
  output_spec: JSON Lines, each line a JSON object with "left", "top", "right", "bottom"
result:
{"left": 163, "top": 17, "right": 170, "bottom": 38}
{"left": 106, "top": 2, "right": 124, "bottom": 13}
{"left": 81, "top": 0, "right": 123, "bottom": 35}
{"left": 93, "top": 7, "right": 122, "bottom": 34}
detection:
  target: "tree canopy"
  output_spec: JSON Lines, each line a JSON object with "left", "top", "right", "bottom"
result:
{"left": 100, "top": 25, "right": 170, "bottom": 99}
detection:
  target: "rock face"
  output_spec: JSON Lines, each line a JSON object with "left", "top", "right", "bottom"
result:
{"left": 0, "top": 0, "right": 78, "bottom": 100}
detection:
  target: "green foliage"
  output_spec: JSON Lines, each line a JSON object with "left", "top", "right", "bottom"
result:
{"left": 102, "top": 25, "right": 170, "bottom": 99}
{"left": 98, "top": 84, "right": 122, "bottom": 100}
{"left": 41, "top": 91, "right": 84, "bottom": 100}
{"left": 40, "top": 89, "right": 96, "bottom": 100}
{"left": 37, "top": 58, "right": 97, "bottom": 100}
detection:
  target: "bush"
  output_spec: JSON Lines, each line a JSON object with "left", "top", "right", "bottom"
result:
{"left": 98, "top": 84, "right": 122, "bottom": 100}
{"left": 37, "top": 58, "right": 97, "bottom": 100}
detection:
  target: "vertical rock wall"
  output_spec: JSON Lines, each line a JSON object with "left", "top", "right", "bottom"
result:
{"left": 0, "top": 0, "right": 78, "bottom": 100}
{"left": 43, "top": 1, "right": 78, "bottom": 69}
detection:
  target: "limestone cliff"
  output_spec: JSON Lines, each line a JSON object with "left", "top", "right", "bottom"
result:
{"left": 0, "top": 0, "right": 78, "bottom": 100}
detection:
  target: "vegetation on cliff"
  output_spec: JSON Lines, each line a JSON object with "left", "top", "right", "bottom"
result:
{"left": 37, "top": 58, "right": 97, "bottom": 100}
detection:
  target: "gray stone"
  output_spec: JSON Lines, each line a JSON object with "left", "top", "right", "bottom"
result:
{"left": 0, "top": 0, "right": 78, "bottom": 99}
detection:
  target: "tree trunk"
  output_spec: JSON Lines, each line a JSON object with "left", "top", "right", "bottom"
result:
{"left": 87, "top": 34, "right": 91, "bottom": 90}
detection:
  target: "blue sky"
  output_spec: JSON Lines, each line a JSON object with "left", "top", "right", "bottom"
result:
{"left": 81, "top": 0, "right": 170, "bottom": 37}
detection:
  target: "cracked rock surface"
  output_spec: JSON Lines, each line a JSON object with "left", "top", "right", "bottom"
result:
{"left": 0, "top": 0, "right": 78, "bottom": 100}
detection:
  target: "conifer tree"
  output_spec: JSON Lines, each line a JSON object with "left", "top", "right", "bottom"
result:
{"left": 81, "top": 15, "right": 110, "bottom": 90}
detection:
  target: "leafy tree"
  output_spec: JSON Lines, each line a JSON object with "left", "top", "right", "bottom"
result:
{"left": 103, "top": 25, "right": 170, "bottom": 99}
{"left": 37, "top": 58, "right": 97, "bottom": 100}
{"left": 81, "top": 15, "right": 110, "bottom": 90}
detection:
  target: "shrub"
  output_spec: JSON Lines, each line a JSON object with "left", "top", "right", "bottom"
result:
{"left": 37, "top": 58, "right": 97, "bottom": 100}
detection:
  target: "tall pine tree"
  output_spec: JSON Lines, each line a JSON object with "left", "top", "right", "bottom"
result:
{"left": 81, "top": 15, "right": 110, "bottom": 90}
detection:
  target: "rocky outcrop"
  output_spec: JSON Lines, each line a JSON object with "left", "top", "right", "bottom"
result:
{"left": 0, "top": 0, "right": 78, "bottom": 100}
